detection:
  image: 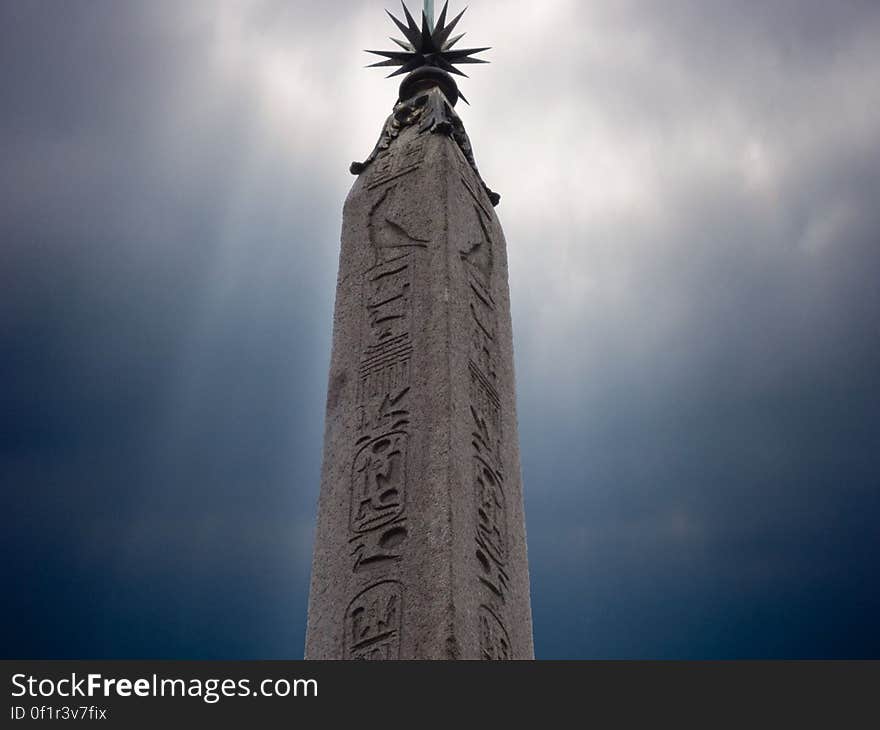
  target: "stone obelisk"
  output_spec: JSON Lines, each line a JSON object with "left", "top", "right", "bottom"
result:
{"left": 305, "top": 2, "right": 533, "bottom": 660}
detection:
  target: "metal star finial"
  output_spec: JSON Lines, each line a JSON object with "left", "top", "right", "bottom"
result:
{"left": 365, "top": 1, "right": 490, "bottom": 101}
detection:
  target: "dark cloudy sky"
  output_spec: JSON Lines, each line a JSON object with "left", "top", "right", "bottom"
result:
{"left": 3, "top": 0, "right": 879, "bottom": 659}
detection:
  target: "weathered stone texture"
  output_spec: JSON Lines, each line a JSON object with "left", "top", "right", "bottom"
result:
{"left": 305, "top": 89, "right": 533, "bottom": 659}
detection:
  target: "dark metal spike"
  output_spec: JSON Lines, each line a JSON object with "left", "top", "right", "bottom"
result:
{"left": 434, "top": 6, "right": 467, "bottom": 49}
{"left": 390, "top": 36, "right": 414, "bottom": 51}
{"left": 434, "top": 0, "right": 449, "bottom": 30}
{"left": 448, "top": 57, "right": 488, "bottom": 64}
{"left": 442, "top": 32, "right": 465, "bottom": 50}
{"left": 443, "top": 46, "right": 490, "bottom": 61}
{"left": 458, "top": 89, "right": 470, "bottom": 105}
{"left": 386, "top": 9, "right": 421, "bottom": 48}
{"left": 400, "top": 1, "right": 422, "bottom": 44}
{"left": 435, "top": 56, "right": 468, "bottom": 77}
{"left": 387, "top": 57, "right": 424, "bottom": 78}
{"left": 432, "top": 1, "right": 449, "bottom": 43}
{"left": 365, "top": 49, "right": 414, "bottom": 61}
{"left": 367, "top": 58, "right": 407, "bottom": 68}
{"left": 420, "top": 11, "right": 436, "bottom": 52}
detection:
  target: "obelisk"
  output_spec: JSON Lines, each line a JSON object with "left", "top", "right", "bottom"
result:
{"left": 305, "top": 1, "right": 534, "bottom": 660}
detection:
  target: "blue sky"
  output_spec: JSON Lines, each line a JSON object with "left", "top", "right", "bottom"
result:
{"left": 3, "top": 0, "right": 879, "bottom": 658}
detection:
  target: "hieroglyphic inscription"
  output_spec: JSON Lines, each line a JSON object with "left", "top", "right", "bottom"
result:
{"left": 366, "top": 133, "right": 428, "bottom": 190}
{"left": 469, "top": 279, "right": 498, "bottom": 385}
{"left": 351, "top": 431, "right": 408, "bottom": 533}
{"left": 343, "top": 200, "right": 427, "bottom": 654}
{"left": 351, "top": 387, "right": 410, "bottom": 574}
{"left": 369, "top": 186, "right": 430, "bottom": 266}
{"left": 470, "top": 363, "right": 501, "bottom": 456}
{"left": 478, "top": 605, "right": 511, "bottom": 661}
{"left": 349, "top": 255, "right": 415, "bottom": 579}
{"left": 460, "top": 199, "right": 513, "bottom": 659}
{"left": 471, "top": 414, "right": 511, "bottom": 617}
{"left": 474, "top": 453, "right": 507, "bottom": 567}
{"left": 364, "top": 257, "right": 411, "bottom": 338}
{"left": 399, "top": 132, "right": 428, "bottom": 169}
{"left": 345, "top": 581, "right": 403, "bottom": 660}
{"left": 359, "top": 335, "right": 412, "bottom": 402}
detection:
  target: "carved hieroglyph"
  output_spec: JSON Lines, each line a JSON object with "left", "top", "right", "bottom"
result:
{"left": 306, "top": 87, "right": 533, "bottom": 659}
